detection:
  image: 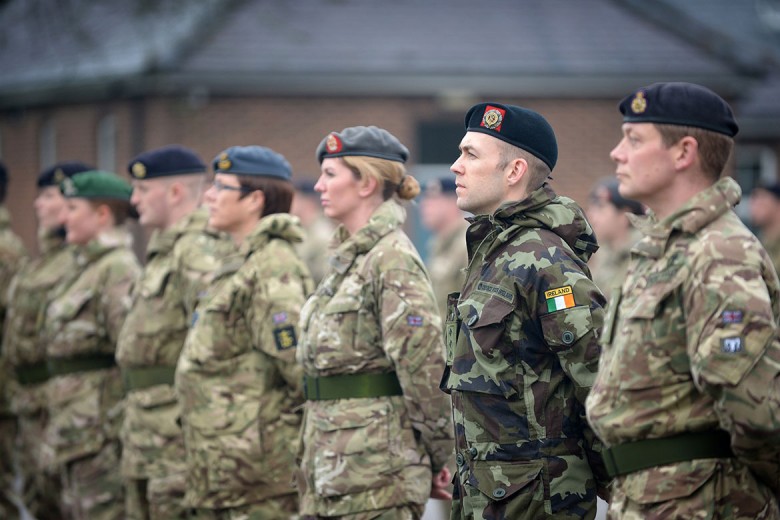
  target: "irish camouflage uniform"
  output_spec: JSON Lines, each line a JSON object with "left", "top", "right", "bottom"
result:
{"left": 297, "top": 200, "right": 454, "bottom": 518}
{"left": 586, "top": 178, "right": 780, "bottom": 519}
{"left": 444, "top": 185, "right": 609, "bottom": 520}
{"left": 0, "top": 204, "right": 27, "bottom": 520}
{"left": 427, "top": 219, "right": 470, "bottom": 319}
{"left": 4, "top": 227, "right": 79, "bottom": 519}
{"left": 117, "top": 207, "right": 233, "bottom": 519}
{"left": 42, "top": 227, "right": 140, "bottom": 519}
{"left": 176, "top": 213, "right": 313, "bottom": 518}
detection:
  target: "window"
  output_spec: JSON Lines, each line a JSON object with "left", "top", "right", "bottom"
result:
{"left": 97, "top": 114, "right": 116, "bottom": 172}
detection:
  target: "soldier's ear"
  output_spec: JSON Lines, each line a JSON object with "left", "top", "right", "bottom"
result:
{"left": 506, "top": 157, "right": 528, "bottom": 187}
{"left": 358, "top": 174, "right": 379, "bottom": 198}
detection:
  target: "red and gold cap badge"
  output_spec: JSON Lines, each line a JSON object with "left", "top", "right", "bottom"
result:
{"left": 481, "top": 105, "right": 507, "bottom": 131}
{"left": 131, "top": 162, "right": 147, "bottom": 179}
{"left": 217, "top": 152, "right": 232, "bottom": 171}
{"left": 631, "top": 91, "right": 647, "bottom": 114}
{"left": 325, "top": 133, "right": 343, "bottom": 154}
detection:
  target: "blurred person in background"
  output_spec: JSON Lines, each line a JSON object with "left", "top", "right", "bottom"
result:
{"left": 586, "top": 177, "right": 645, "bottom": 301}
{"left": 0, "top": 160, "right": 28, "bottom": 520}
{"left": 749, "top": 181, "right": 780, "bottom": 277}
{"left": 175, "top": 145, "right": 313, "bottom": 519}
{"left": 297, "top": 126, "right": 453, "bottom": 520}
{"left": 117, "top": 145, "right": 234, "bottom": 520}
{"left": 3, "top": 161, "right": 92, "bottom": 520}
{"left": 419, "top": 176, "right": 469, "bottom": 320}
{"left": 291, "top": 179, "right": 335, "bottom": 286}
{"left": 41, "top": 171, "right": 140, "bottom": 519}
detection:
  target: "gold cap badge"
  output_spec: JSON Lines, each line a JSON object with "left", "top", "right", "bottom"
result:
{"left": 481, "top": 107, "right": 505, "bottom": 130}
{"left": 631, "top": 91, "right": 647, "bottom": 114}
{"left": 217, "top": 152, "right": 232, "bottom": 171}
{"left": 53, "top": 168, "right": 66, "bottom": 184}
{"left": 132, "top": 162, "right": 147, "bottom": 178}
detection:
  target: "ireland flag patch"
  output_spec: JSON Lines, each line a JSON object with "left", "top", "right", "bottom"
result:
{"left": 545, "top": 286, "right": 575, "bottom": 312}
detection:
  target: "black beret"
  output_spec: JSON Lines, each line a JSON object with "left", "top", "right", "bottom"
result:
{"left": 464, "top": 102, "right": 558, "bottom": 170}
{"left": 590, "top": 178, "right": 644, "bottom": 215}
{"left": 128, "top": 145, "right": 206, "bottom": 180}
{"left": 423, "top": 177, "right": 457, "bottom": 196}
{"left": 755, "top": 182, "right": 780, "bottom": 199}
{"left": 213, "top": 146, "right": 292, "bottom": 181}
{"left": 619, "top": 82, "right": 738, "bottom": 137}
{"left": 316, "top": 126, "right": 409, "bottom": 164}
{"left": 37, "top": 161, "right": 94, "bottom": 188}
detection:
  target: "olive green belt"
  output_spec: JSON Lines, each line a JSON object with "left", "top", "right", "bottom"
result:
{"left": 47, "top": 354, "right": 116, "bottom": 377}
{"left": 15, "top": 362, "right": 50, "bottom": 386}
{"left": 602, "top": 430, "right": 734, "bottom": 478}
{"left": 303, "top": 372, "right": 403, "bottom": 400}
{"left": 122, "top": 366, "right": 176, "bottom": 391}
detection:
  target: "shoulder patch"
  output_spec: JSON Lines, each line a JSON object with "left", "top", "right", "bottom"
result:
{"left": 544, "top": 285, "right": 575, "bottom": 312}
{"left": 721, "top": 310, "right": 743, "bottom": 324}
{"left": 407, "top": 315, "right": 424, "bottom": 327}
{"left": 721, "top": 336, "right": 743, "bottom": 354}
{"left": 476, "top": 281, "right": 514, "bottom": 304}
{"left": 274, "top": 325, "right": 297, "bottom": 351}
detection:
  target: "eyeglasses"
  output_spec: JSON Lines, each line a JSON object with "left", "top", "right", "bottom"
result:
{"left": 211, "top": 180, "right": 253, "bottom": 193}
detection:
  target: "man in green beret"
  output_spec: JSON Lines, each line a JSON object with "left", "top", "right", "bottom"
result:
{"left": 3, "top": 161, "right": 92, "bottom": 520}
{"left": 0, "top": 160, "right": 28, "bottom": 520}
{"left": 586, "top": 82, "right": 780, "bottom": 518}
{"left": 117, "top": 145, "right": 234, "bottom": 520}
{"left": 40, "top": 170, "right": 140, "bottom": 519}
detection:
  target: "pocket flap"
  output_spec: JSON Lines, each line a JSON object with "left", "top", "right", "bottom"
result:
{"left": 470, "top": 459, "right": 543, "bottom": 501}
{"left": 460, "top": 297, "right": 514, "bottom": 329}
{"left": 623, "top": 460, "right": 717, "bottom": 504}
{"left": 540, "top": 305, "right": 594, "bottom": 350}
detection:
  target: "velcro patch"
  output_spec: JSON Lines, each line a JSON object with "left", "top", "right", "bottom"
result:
{"left": 407, "top": 315, "right": 424, "bottom": 327}
{"left": 476, "top": 281, "right": 514, "bottom": 304}
{"left": 721, "top": 337, "right": 743, "bottom": 354}
{"left": 274, "top": 325, "right": 297, "bottom": 350}
{"left": 272, "top": 311, "right": 289, "bottom": 325}
{"left": 544, "top": 286, "right": 575, "bottom": 313}
{"left": 721, "top": 310, "right": 743, "bottom": 324}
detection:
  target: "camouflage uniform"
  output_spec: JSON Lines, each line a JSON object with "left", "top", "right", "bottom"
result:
{"left": 444, "top": 185, "right": 609, "bottom": 520}
{"left": 0, "top": 205, "right": 27, "bottom": 520}
{"left": 176, "top": 213, "right": 313, "bottom": 518}
{"left": 41, "top": 227, "right": 140, "bottom": 520}
{"left": 297, "top": 200, "right": 454, "bottom": 518}
{"left": 296, "top": 213, "right": 336, "bottom": 286}
{"left": 758, "top": 232, "right": 780, "bottom": 278}
{"left": 427, "top": 220, "right": 470, "bottom": 319}
{"left": 117, "top": 208, "right": 233, "bottom": 520}
{"left": 589, "top": 228, "right": 643, "bottom": 301}
{"left": 586, "top": 178, "right": 780, "bottom": 519}
{"left": 4, "top": 228, "right": 79, "bottom": 520}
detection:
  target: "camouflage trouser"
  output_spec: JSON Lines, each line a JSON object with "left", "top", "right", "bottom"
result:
{"left": 126, "top": 473, "right": 188, "bottom": 520}
{"left": 18, "top": 410, "right": 63, "bottom": 520}
{"left": 61, "top": 440, "right": 125, "bottom": 520}
{"left": 187, "top": 494, "right": 298, "bottom": 520}
{"left": 300, "top": 504, "right": 426, "bottom": 520}
{"left": 0, "top": 416, "right": 20, "bottom": 520}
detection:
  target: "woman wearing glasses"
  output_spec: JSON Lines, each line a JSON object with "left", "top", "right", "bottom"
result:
{"left": 296, "top": 126, "right": 454, "bottom": 519}
{"left": 175, "top": 146, "right": 314, "bottom": 519}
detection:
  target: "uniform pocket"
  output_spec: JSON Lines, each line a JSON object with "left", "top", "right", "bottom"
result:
{"left": 622, "top": 460, "right": 717, "bottom": 505}
{"left": 467, "top": 459, "right": 545, "bottom": 515}
{"left": 539, "top": 305, "right": 594, "bottom": 352}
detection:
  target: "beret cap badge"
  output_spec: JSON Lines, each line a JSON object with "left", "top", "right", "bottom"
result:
{"left": 481, "top": 106, "right": 506, "bottom": 131}
{"left": 217, "top": 153, "right": 232, "bottom": 171}
{"left": 53, "top": 168, "right": 66, "bottom": 184}
{"left": 326, "top": 134, "right": 343, "bottom": 153}
{"left": 131, "top": 162, "right": 147, "bottom": 179}
{"left": 631, "top": 92, "right": 647, "bottom": 114}
{"left": 62, "top": 178, "right": 76, "bottom": 197}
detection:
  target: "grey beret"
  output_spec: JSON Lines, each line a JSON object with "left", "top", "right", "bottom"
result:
{"left": 316, "top": 126, "right": 409, "bottom": 164}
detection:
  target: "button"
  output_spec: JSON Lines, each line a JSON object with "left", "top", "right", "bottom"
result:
{"left": 561, "top": 331, "right": 575, "bottom": 345}
{"left": 456, "top": 453, "right": 464, "bottom": 466}
{"left": 469, "top": 447, "right": 478, "bottom": 457}
{"left": 493, "top": 488, "right": 506, "bottom": 499}
{"left": 467, "top": 315, "right": 478, "bottom": 326}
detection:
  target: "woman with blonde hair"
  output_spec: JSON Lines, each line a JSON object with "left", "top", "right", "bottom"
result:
{"left": 297, "top": 126, "right": 454, "bottom": 519}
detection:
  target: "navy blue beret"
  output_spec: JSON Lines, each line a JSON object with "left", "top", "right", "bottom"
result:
{"left": 295, "top": 179, "right": 317, "bottom": 194}
{"left": 317, "top": 126, "right": 409, "bottom": 164}
{"left": 423, "top": 177, "right": 457, "bottom": 196}
{"left": 590, "top": 178, "right": 645, "bottom": 215}
{"left": 465, "top": 102, "right": 558, "bottom": 171}
{"left": 38, "top": 161, "right": 94, "bottom": 188}
{"left": 213, "top": 146, "right": 292, "bottom": 181}
{"left": 619, "top": 82, "right": 738, "bottom": 137}
{"left": 128, "top": 145, "right": 206, "bottom": 180}
{"left": 755, "top": 182, "right": 780, "bottom": 199}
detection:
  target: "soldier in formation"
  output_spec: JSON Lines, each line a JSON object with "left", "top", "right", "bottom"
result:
{"left": 444, "top": 103, "right": 609, "bottom": 519}
{"left": 749, "top": 181, "right": 780, "bottom": 277}
{"left": 586, "top": 82, "right": 780, "bottom": 518}
{"left": 41, "top": 171, "right": 140, "bottom": 519}
{"left": 3, "top": 161, "right": 92, "bottom": 519}
{"left": 117, "top": 145, "right": 234, "bottom": 519}
{"left": 296, "top": 126, "right": 454, "bottom": 519}
{"left": 175, "top": 145, "right": 313, "bottom": 519}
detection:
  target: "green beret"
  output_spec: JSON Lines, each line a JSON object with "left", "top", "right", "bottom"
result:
{"left": 619, "top": 82, "right": 738, "bottom": 137}
{"left": 61, "top": 171, "right": 133, "bottom": 201}
{"left": 316, "top": 126, "right": 409, "bottom": 164}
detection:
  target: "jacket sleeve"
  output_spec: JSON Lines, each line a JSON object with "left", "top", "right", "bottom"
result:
{"left": 687, "top": 254, "right": 780, "bottom": 494}
{"left": 378, "top": 265, "right": 454, "bottom": 473}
